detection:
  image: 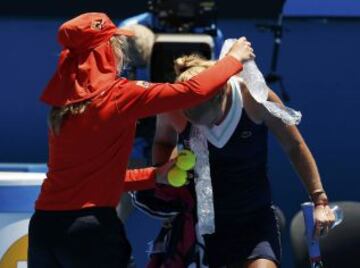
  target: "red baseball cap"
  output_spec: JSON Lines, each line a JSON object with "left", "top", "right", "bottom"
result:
{"left": 41, "top": 12, "right": 133, "bottom": 106}
{"left": 58, "top": 12, "right": 134, "bottom": 51}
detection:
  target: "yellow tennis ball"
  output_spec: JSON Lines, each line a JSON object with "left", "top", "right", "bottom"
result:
{"left": 176, "top": 150, "right": 196, "bottom": 171}
{"left": 167, "top": 166, "right": 187, "bottom": 187}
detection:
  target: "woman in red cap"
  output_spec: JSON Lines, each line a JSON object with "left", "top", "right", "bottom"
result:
{"left": 28, "top": 12, "right": 254, "bottom": 268}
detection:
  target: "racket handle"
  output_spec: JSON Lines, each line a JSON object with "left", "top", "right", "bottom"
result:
{"left": 301, "top": 202, "right": 322, "bottom": 265}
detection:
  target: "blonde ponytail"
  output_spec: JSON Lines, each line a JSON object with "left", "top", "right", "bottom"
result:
{"left": 174, "top": 54, "right": 215, "bottom": 82}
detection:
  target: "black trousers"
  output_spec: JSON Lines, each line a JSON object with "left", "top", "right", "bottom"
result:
{"left": 28, "top": 207, "right": 132, "bottom": 268}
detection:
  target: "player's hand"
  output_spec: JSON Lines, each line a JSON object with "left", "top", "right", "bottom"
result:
{"left": 227, "top": 36, "right": 255, "bottom": 64}
{"left": 313, "top": 204, "right": 336, "bottom": 239}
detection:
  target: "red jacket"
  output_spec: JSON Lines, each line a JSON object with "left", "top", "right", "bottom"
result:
{"left": 35, "top": 55, "right": 243, "bottom": 211}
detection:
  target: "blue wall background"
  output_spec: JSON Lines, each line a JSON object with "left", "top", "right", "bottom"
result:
{"left": 1, "top": 17, "right": 359, "bottom": 267}
{"left": 284, "top": 0, "right": 360, "bottom": 16}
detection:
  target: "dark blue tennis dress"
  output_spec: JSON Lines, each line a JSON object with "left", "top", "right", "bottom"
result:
{"left": 190, "top": 110, "right": 281, "bottom": 267}
{"left": 134, "top": 108, "right": 281, "bottom": 267}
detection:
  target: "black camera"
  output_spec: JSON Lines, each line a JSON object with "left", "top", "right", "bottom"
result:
{"left": 148, "top": 0, "right": 217, "bottom": 34}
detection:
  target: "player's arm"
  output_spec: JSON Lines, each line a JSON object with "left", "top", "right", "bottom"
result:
{"left": 124, "top": 113, "right": 182, "bottom": 190}
{"left": 152, "top": 113, "right": 180, "bottom": 166}
{"left": 240, "top": 82, "right": 326, "bottom": 199}
{"left": 131, "top": 113, "right": 182, "bottom": 218}
{"left": 246, "top": 88, "right": 335, "bottom": 234}
{"left": 264, "top": 91, "right": 326, "bottom": 199}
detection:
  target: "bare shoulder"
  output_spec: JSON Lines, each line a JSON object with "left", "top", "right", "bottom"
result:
{"left": 159, "top": 110, "right": 187, "bottom": 134}
{"left": 239, "top": 81, "right": 265, "bottom": 124}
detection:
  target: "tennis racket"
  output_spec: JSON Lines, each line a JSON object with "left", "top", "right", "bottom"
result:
{"left": 302, "top": 202, "right": 324, "bottom": 268}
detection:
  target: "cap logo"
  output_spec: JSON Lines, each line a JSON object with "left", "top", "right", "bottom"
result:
{"left": 91, "top": 19, "right": 104, "bottom": 31}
